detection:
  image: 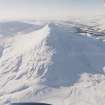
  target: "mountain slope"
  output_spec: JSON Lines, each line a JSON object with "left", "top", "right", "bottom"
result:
{"left": 0, "top": 25, "right": 53, "bottom": 104}
{"left": 44, "top": 23, "right": 105, "bottom": 87}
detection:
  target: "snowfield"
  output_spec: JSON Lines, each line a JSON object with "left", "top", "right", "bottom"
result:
{"left": 0, "top": 20, "right": 105, "bottom": 105}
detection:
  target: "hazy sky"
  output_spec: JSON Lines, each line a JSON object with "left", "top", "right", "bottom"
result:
{"left": 0, "top": 0, "right": 104, "bottom": 19}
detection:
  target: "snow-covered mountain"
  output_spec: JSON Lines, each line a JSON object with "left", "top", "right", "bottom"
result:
{"left": 74, "top": 15, "right": 105, "bottom": 40}
{"left": 0, "top": 21, "right": 45, "bottom": 36}
{"left": 0, "top": 20, "right": 105, "bottom": 105}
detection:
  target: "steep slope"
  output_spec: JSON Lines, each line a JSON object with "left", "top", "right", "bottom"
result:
{"left": 0, "top": 22, "right": 105, "bottom": 105}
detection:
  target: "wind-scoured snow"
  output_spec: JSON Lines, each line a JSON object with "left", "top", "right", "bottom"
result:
{"left": 0, "top": 20, "right": 105, "bottom": 105}
{"left": 0, "top": 24, "right": 53, "bottom": 105}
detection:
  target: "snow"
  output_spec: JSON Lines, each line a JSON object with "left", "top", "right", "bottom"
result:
{"left": 0, "top": 20, "right": 105, "bottom": 105}
{"left": 0, "top": 21, "right": 45, "bottom": 37}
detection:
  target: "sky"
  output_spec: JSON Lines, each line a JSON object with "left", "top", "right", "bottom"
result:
{"left": 0, "top": 0, "right": 104, "bottom": 20}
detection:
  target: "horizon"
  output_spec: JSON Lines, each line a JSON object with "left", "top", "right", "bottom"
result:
{"left": 0, "top": 0, "right": 105, "bottom": 20}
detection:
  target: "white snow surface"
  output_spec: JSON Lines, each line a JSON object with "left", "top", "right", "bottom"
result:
{"left": 0, "top": 21, "right": 105, "bottom": 105}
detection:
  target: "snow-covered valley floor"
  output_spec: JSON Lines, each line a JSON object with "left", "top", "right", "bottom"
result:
{"left": 0, "top": 20, "right": 105, "bottom": 105}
